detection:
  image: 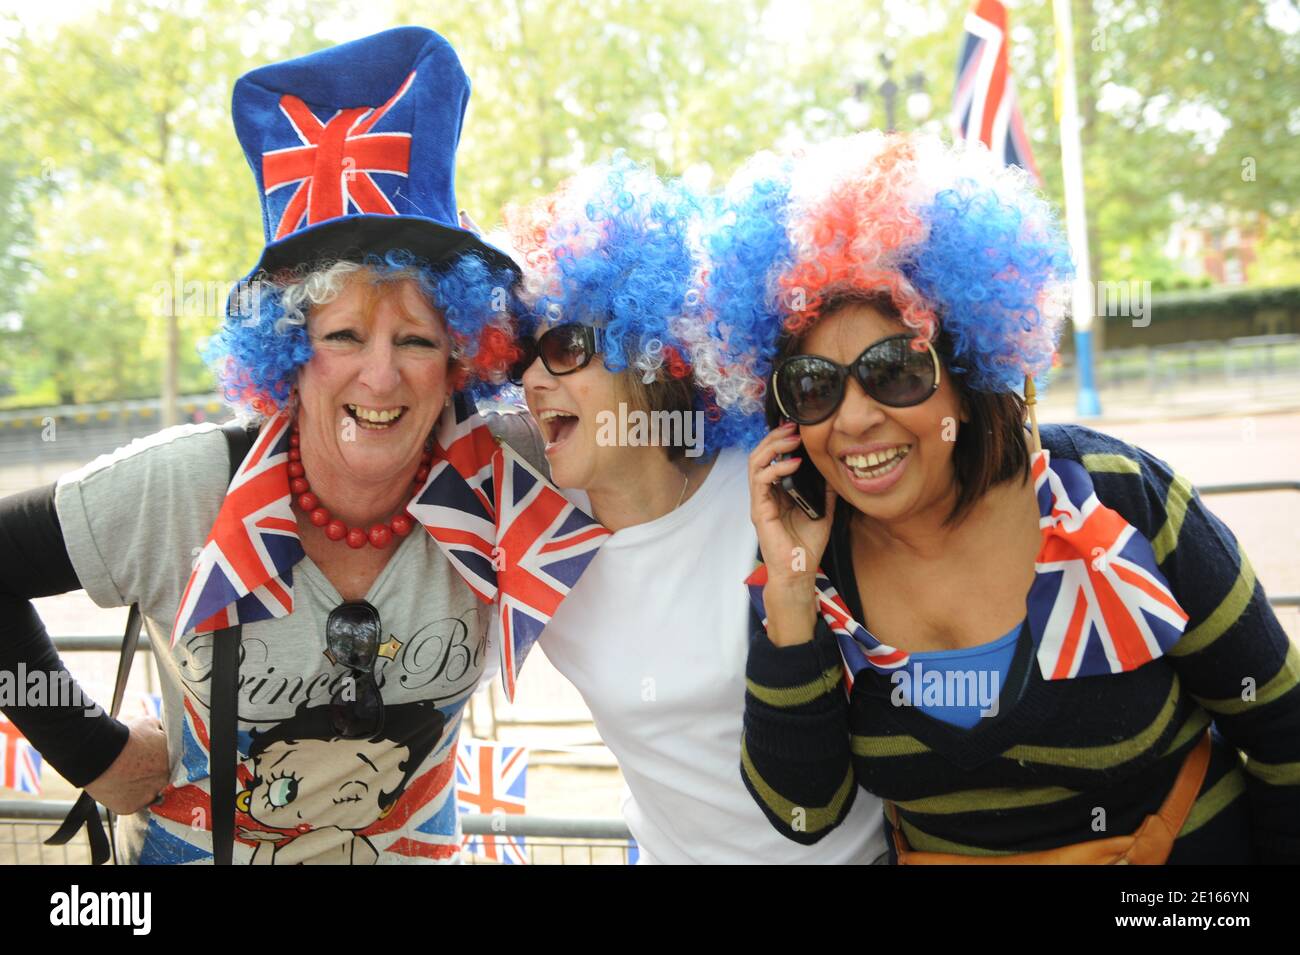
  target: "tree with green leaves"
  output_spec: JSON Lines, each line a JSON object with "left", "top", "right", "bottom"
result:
{"left": 0, "top": 0, "right": 1294, "bottom": 409}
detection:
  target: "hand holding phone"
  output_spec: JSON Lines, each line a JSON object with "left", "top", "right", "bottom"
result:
{"left": 747, "top": 422, "right": 837, "bottom": 647}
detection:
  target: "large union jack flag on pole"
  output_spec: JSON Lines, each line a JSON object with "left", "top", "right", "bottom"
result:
{"left": 456, "top": 740, "right": 528, "bottom": 864}
{"left": 262, "top": 72, "right": 415, "bottom": 239}
{"left": 0, "top": 717, "right": 43, "bottom": 795}
{"left": 950, "top": 0, "right": 1042, "bottom": 184}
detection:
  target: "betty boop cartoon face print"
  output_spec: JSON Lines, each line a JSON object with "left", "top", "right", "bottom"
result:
{"left": 238, "top": 699, "right": 446, "bottom": 864}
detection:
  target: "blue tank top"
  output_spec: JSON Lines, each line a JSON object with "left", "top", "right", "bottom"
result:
{"left": 890, "top": 622, "right": 1021, "bottom": 729}
{"left": 826, "top": 507, "right": 1022, "bottom": 730}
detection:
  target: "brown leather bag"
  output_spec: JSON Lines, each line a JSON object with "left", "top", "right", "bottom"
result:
{"left": 887, "top": 730, "right": 1212, "bottom": 865}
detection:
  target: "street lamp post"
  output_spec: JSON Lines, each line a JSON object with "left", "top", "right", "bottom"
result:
{"left": 879, "top": 53, "right": 899, "bottom": 131}
{"left": 872, "top": 54, "right": 928, "bottom": 133}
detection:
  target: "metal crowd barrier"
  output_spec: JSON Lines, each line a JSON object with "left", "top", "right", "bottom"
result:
{"left": 0, "top": 800, "right": 633, "bottom": 865}
{"left": 1195, "top": 480, "right": 1300, "bottom": 609}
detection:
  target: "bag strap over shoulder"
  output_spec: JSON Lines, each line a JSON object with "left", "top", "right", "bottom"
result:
{"left": 208, "top": 420, "right": 254, "bottom": 865}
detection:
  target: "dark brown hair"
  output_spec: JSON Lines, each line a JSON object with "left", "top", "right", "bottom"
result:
{"left": 766, "top": 291, "right": 1030, "bottom": 524}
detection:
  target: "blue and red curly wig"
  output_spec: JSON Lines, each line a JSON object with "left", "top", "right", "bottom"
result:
{"left": 202, "top": 249, "right": 518, "bottom": 419}
{"left": 506, "top": 153, "right": 767, "bottom": 452}
{"left": 700, "top": 131, "right": 1075, "bottom": 444}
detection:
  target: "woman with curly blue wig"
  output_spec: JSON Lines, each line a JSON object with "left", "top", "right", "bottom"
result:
{"left": 502, "top": 153, "right": 886, "bottom": 863}
{"left": 739, "top": 131, "right": 1300, "bottom": 864}
{"left": 0, "top": 28, "right": 545, "bottom": 865}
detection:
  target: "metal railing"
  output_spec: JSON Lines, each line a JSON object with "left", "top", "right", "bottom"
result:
{"left": 1194, "top": 480, "right": 1300, "bottom": 608}
{"left": 1050, "top": 333, "right": 1300, "bottom": 393}
{"left": 0, "top": 800, "right": 633, "bottom": 865}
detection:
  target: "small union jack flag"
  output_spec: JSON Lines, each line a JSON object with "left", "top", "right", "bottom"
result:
{"left": 1029, "top": 450, "right": 1188, "bottom": 679}
{"left": 0, "top": 717, "right": 43, "bottom": 795}
{"left": 746, "top": 450, "right": 1187, "bottom": 685}
{"left": 491, "top": 452, "right": 609, "bottom": 700}
{"left": 456, "top": 740, "right": 528, "bottom": 864}
{"left": 409, "top": 394, "right": 504, "bottom": 605}
{"left": 262, "top": 71, "right": 415, "bottom": 239}
{"left": 950, "top": 0, "right": 1041, "bottom": 183}
{"left": 172, "top": 413, "right": 301, "bottom": 644}
{"left": 745, "top": 564, "right": 909, "bottom": 694}
{"left": 409, "top": 396, "right": 610, "bottom": 699}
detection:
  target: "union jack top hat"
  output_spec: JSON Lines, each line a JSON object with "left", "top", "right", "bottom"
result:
{"left": 232, "top": 26, "right": 516, "bottom": 277}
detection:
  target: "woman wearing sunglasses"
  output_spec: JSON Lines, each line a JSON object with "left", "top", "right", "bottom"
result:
{"left": 0, "top": 29, "right": 531, "bottom": 864}
{"left": 501, "top": 156, "right": 887, "bottom": 864}
{"left": 739, "top": 132, "right": 1300, "bottom": 863}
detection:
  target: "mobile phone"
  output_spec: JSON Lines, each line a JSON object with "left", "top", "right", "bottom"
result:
{"left": 777, "top": 445, "right": 826, "bottom": 520}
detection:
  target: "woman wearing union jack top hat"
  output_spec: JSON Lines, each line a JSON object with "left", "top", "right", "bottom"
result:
{"left": 734, "top": 131, "right": 1300, "bottom": 863}
{"left": 0, "top": 26, "right": 575, "bottom": 864}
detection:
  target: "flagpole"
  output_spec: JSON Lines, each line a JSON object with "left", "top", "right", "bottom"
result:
{"left": 1053, "top": 0, "right": 1102, "bottom": 417}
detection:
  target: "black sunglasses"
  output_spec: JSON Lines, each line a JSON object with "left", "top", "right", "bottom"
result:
{"left": 771, "top": 334, "right": 942, "bottom": 425}
{"left": 509, "top": 323, "right": 601, "bottom": 384}
{"left": 325, "top": 600, "right": 385, "bottom": 739}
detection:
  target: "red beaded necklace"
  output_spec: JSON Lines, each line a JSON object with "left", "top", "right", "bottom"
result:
{"left": 287, "top": 427, "right": 433, "bottom": 550}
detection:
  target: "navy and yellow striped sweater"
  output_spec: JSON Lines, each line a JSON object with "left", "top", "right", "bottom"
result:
{"left": 741, "top": 423, "right": 1300, "bottom": 863}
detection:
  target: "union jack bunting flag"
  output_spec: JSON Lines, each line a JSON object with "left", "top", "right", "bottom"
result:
{"left": 745, "top": 450, "right": 1187, "bottom": 685}
{"left": 0, "top": 717, "right": 42, "bottom": 795}
{"left": 409, "top": 393, "right": 504, "bottom": 605}
{"left": 175, "top": 396, "right": 608, "bottom": 698}
{"left": 262, "top": 71, "right": 415, "bottom": 240}
{"left": 1029, "top": 450, "right": 1188, "bottom": 679}
{"left": 410, "top": 395, "right": 610, "bottom": 699}
{"left": 745, "top": 564, "right": 909, "bottom": 694}
{"left": 456, "top": 740, "right": 528, "bottom": 864}
{"left": 950, "top": 0, "right": 1042, "bottom": 183}
{"left": 172, "top": 413, "right": 301, "bottom": 643}
{"left": 490, "top": 451, "right": 610, "bottom": 700}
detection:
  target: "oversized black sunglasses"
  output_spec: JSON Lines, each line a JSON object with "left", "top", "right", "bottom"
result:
{"left": 509, "top": 323, "right": 601, "bottom": 383}
{"left": 771, "top": 334, "right": 942, "bottom": 425}
{"left": 325, "top": 600, "right": 385, "bottom": 739}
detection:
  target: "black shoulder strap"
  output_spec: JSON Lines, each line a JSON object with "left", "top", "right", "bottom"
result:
{"left": 219, "top": 420, "right": 258, "bottom": 481}
{"left": 48, "top": 418, "right": 257, "bottom": 864}
{"left": 209, "top": 623, "right": 242, "bottom": 865}
{"left": 209, "top": 420, "right": 254, "bottom": 865}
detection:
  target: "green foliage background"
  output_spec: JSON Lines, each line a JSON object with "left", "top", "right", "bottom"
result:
{"left": 0, "top": 0, "right": 1295, "bottom": 407}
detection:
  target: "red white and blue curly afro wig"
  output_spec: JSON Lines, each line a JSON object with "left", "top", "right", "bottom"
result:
{"left": 506, "top": 152, "right": 765, "bottom": 452}
{"left": 700, "top": 131, "right": 1075, "bottom": 445}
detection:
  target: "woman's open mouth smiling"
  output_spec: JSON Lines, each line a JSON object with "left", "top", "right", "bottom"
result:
{"left": 345, "top": 403, "right": 407, "bottom": 430}
{"left": 538, "top": 408, "right": 580, "bottom": 453}
{"left": 840, "top": 444, "right": 911, "bottom": 493}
